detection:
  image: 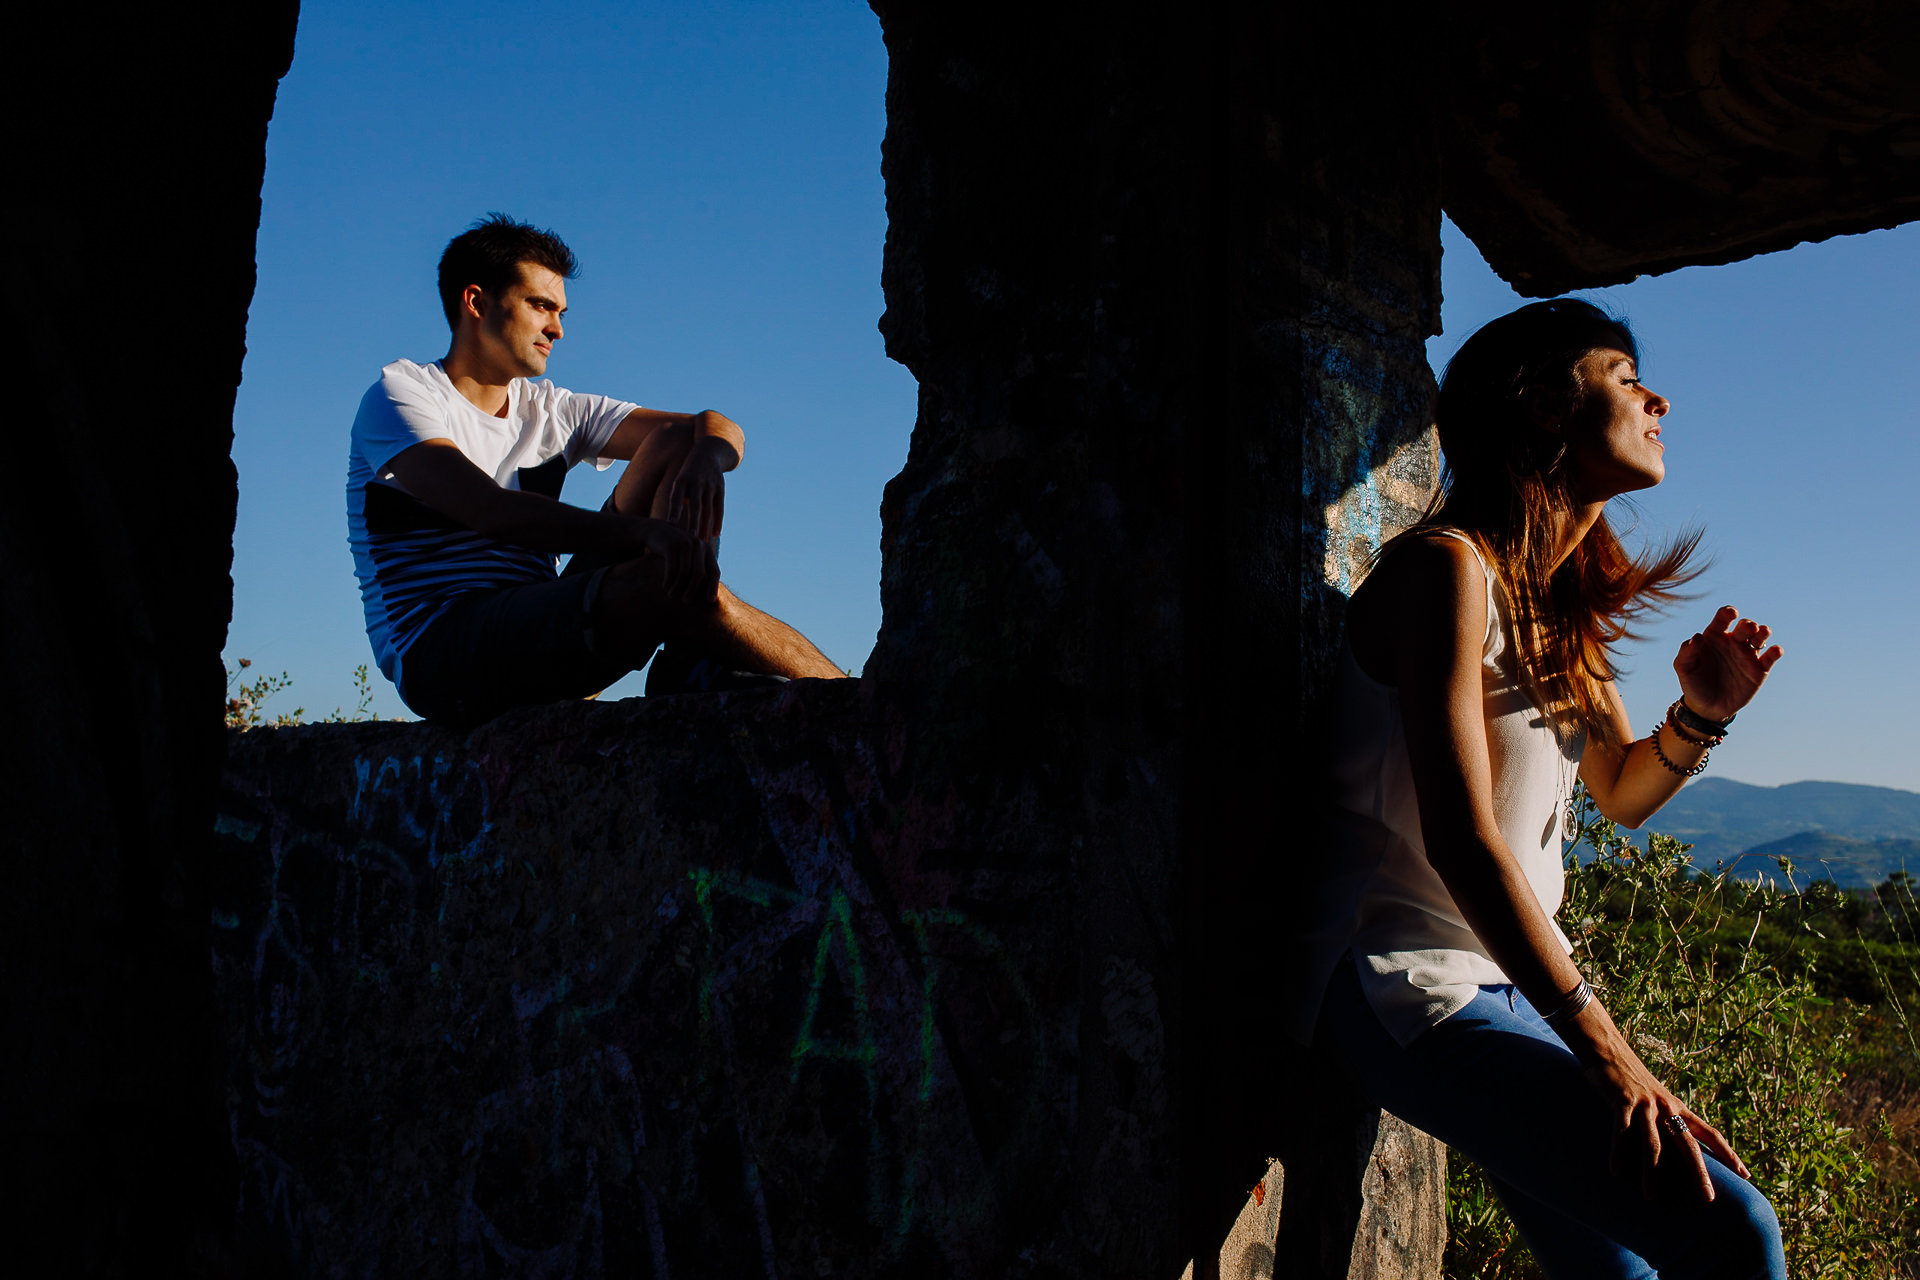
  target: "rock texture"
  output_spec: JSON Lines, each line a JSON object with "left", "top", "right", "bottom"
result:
{"left": 866, "top": 4, "right": 1448, "bottom": 1273}
{"left": 219, "top": 686, "right": 1046, "bottom": 1276}
{"left": 218, "top": 687, "right": 1441, "bottom": 1279}
{"left": 1441, "top": 0, "right": 1920, "bottom": 294}
{"left": 5, "top": 2, "right": 298, "bottom": 1273}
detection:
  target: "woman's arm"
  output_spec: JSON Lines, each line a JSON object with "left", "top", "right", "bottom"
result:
{"left": 1580, "top": 605, "right": 1784, "bottom": 828}
{"left": 1361, "top": 538, "right": 1747, "bottom": 1202}
{"left": 1371, "top": 539, "right": 1583, "bottom": 1009}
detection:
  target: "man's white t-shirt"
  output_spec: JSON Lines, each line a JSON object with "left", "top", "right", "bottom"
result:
{"left": 347, "top": 358, "right": 638, "bottom": 690}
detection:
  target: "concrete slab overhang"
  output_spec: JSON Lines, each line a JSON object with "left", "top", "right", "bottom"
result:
{"left": 1440, "top": 0, "right": 1920, "bottom": 295}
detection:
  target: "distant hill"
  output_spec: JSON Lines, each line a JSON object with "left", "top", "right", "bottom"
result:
{"left": 1621, "top": 778, "right": 1920, "bottom": 887}
{"left": 1648, "top": 778, "right": 1920, "bottom": 858}
{"left": 1715, "top": 833, "right": 1920, "bottom": 890}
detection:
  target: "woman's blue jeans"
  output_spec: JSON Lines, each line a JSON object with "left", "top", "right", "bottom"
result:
{"left": 1320, "top": 955, "right": 1786, "bottom": 1279}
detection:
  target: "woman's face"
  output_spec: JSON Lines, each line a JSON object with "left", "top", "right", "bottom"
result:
{"left": 1562, "top": 347, "right": 1670, "bottom": 501}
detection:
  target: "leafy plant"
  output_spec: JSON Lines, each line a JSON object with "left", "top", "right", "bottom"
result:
{"left": 323, "top": 663, "right": 379, "bottom": 723}
{"left": 1445, "top": 785, "right": 1920, "bottom": 1278}
{"left": 225, "top": 659, "right": 386, "bottom": 729}
{"left": 224, "top": 657, "right": 302, "bottom": 729}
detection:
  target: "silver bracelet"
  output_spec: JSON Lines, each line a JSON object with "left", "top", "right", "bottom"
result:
{"left": 1540, "top": 979, "right": 1593, "bottom": 1027}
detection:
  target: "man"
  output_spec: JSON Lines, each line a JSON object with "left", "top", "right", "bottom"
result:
{"left": 347, "top": 213, "right": 844, "bottom": 727}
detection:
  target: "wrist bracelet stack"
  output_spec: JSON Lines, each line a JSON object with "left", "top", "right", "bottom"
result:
{"left": 1671, "top": 699, "right": 1735, "bottom": 742}
{"left": 1648, "top": 697, "right": 1734, "bottom": 777}
{"left": 1540, "top": 978, "right": 1594, "bottom": 1027}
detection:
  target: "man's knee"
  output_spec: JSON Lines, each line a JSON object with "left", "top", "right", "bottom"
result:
{"left": 630, "top": 416, "right": 695, "bottom": 465}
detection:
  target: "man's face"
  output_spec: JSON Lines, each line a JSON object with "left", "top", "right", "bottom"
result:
{"left": 467, "top": 263, "right": 568, "bottom": 378}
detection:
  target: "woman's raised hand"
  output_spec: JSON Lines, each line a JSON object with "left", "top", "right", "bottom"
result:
{"left": 1673, "top": 606, "right": 1783, "bottom": 724}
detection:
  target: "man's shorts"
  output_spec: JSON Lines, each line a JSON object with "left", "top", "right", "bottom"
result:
{"left": 397, "top": 551, "right": 656, "bottom": 729}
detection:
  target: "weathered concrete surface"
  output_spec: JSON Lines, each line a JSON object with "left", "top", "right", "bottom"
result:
{"left": 1441, "top": 0, "right": 1920, "bottom": 294}
{"left": 219, "top": 684, "right": 1081, "bottom": 1275}
{"left": 865, "top": 4, "right": 1448, "bottom": 1274}
{"left": 5, "top": 2, "right": 298, "bottom": 1271}
{"left": 219, "top": 686, "right": 1442, "bottom": 1279}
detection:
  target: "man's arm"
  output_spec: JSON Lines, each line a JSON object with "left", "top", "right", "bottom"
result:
{"left": 381, "top": 439, "right": 716, "bottom": 601}
{"left": 602, "top": 408, "right": 744, "bottom": 468}
{"left": 600, "top": 409, "right": 744, "bottom": 541}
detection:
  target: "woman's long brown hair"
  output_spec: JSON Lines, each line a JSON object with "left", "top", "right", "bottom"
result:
{"left": 1393, "top": 299, "right": 1703, "bottom": 749}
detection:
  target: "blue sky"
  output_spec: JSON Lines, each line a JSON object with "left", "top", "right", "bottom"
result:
{"left": 229, "top": 0, "right": 1916, "bottom": 790}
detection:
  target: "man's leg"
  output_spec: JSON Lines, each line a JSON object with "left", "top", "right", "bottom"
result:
{"left": 594, "top": 562, "right": 843, "bottom": 680}
{"left": 609, "top": 418, "right": 703, "bottom": 524}
{"left": 596, "top": 420, "right": 845, "bottom": 681}
{"left": 397, "top": 573, "right": 642, "bottom": 728}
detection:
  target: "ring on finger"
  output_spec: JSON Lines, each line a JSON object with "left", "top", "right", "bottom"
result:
{"left": 1663, "top": 1114, "right": 1692, "bottom": 1138}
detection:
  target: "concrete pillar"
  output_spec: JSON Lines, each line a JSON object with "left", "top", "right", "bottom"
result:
{"left": 864, "top": 2, "right": 1446, "bottom": 1273}
{"left": 5, "top": 3, "right": 298, "bottom": 1271}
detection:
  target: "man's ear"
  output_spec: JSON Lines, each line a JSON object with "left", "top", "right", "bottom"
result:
{"left": 462, "top": 283, "right": 489, "bottom": 321}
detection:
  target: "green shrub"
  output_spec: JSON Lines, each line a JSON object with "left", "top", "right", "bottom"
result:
{"left": 1445, "top": 786, "right": 1920, "bottom": 1278}
{"left": 224, "top": 658, "right": 381, "bottom": 729}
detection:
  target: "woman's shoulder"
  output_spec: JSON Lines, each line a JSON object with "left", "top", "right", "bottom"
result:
{"left": 1356, "top": 528, "right": 1487, "bottom": 604}
{"left": 1348, "top": 529, "right": 1492, "bottom": 680}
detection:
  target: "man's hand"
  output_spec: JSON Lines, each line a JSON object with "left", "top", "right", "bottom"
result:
{"left": 630, "top": 515, "right": 719, "bottom": 604}
{"left": 382, "top": 439, "right": 718, "bottom": 602}
{"left": 665, "top": 436, "right": 735, "bottom": 541}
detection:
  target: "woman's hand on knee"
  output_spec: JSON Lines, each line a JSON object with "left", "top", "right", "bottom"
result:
{"left": 1590, "top": 1053, "right": 1749, "bottom": 1204}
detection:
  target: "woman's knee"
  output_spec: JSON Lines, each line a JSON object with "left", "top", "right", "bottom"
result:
{"left": 1681, "top": 1170, "right": 1783, "bottom": 1280}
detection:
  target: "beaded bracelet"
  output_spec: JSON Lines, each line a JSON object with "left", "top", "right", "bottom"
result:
{"left": 1664, "top": 699, "right": 1723, "bottom": 748}
{"left": 1649, "top": 722, "right": 1710, "bottom": 777}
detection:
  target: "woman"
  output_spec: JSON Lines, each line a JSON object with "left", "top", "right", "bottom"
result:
{"left": 1302, "top": 299, "right": 1786, "bottom": 1277}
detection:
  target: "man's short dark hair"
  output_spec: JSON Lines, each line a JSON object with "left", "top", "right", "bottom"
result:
{"left": 437, "top": 213, "right": 579, "bottom": 330}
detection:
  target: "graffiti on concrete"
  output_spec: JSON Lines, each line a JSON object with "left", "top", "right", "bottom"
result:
{"left": 213, "top": 705, "right": 1065, "bottom": 1275}
{"left": 347, "top": 751, "right": 497, "bottom": 868}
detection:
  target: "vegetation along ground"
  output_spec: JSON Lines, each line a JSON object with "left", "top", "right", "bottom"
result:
{"left": 1447, "top": 787, "right": 1920, "bottom": 1278}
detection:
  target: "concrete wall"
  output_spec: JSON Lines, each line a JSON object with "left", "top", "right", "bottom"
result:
{"left": 862, "top": 3, "right": 1450, "bottom": 1272}
{"left": 4, "top": 3, "right": 299, "bottom": 1273}
{"left": 218, "top": 688, "right": 1011, "bottom": 1275}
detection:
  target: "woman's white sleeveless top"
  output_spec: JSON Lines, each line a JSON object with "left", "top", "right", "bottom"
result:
{"left": 1287, "top": 530, "right": 1584, "bottom": 1047}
